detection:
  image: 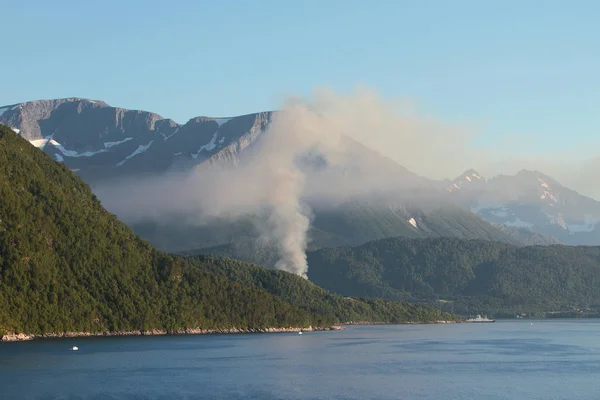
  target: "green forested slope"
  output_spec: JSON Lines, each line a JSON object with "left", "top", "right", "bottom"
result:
{"left": 0, "top": 125, "right": 456, "bottom": 335}
{"left": 307, "top": 237, "right": 600, "bottom": 316}
{"left": 187, "top": 255, "right": 460, "bottom": 323}
{"left": 0, "top": 125, "right": 318, "bottom": 334}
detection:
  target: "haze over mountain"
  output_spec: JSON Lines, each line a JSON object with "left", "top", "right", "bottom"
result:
{"left": 0, "top": 124, "right": 459, "bottom": 337}
{"left": 447, "top": 169, "right": 600, "bottom": 245}
{"left": 3, "top": 92, "right": 597, "bottom": 278}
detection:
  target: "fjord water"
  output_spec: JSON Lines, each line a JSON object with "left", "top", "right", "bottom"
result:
{"left": 2, "top": 321, "right": 599, "bottom": 400}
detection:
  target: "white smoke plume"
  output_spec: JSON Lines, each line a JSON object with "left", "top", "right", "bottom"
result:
{"left": 248, "top": 103, "right": 342, "bottom": 277}
{"left": 93, "top": 86, "right": 600, "bottom": 278}
{"left": 93, "top": 88, "right": 484, "bottom": 277}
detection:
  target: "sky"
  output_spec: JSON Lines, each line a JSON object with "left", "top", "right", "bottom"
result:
{"left": 2, "top": 0, "right": 600, "bottom": 185}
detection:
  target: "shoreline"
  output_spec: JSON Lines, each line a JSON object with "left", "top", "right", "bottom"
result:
{"left": 1, "top": 320, "right": 462, "bottom": 342}
{"left": 342, "top": 320, "right": 462, "bottom": 325}
{"left": 1, "top": 325, "right": 344, "bottom": 342}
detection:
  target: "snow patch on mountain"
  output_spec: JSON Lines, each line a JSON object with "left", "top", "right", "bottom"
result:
{"left": 540, "top": 190, "right": 557, "bottom": 203}
{"left": 48, "top": 139, "right": 107, "bottom": 158}
{"left": 104, "top": 137, "right": 133, "bottom": 148}
{"left": 192, "top": 132, "right": 219, "bottom": 159}
{"left": 408, "top": 217, "right": 418, "bottom": 228}
{"left": 161, "top": 128, "right": 179, "bottom": 141}
{"left": 447, "top": 170, "right": 485, "bottom": 192}
{"left": 11, "top": 128, "right": 20, "bottom": 135}
{"left": 55, "top": 154, "right": 64, "bottom": 162}
{"left": 117, "top": 141, "right": 154, "bottom": 166}
{"left": 30, "top": 137, "right": 50, "bottom": 148}
{"left": 30, "top": 136, "right": 132, "bottom": 158}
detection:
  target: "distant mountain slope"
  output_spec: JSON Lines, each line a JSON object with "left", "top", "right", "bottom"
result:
{"left": 188, "top": 202, "right": 557, "bottom": 268}
{"left": 306, "top": 237, "right": 600, "bottom": 317}
{"left": 0, "top": 98, "right": 271, "bottom": 183}
{"left": 0, "top": 98, "right": 558, "bottom": 251}
{"left": 0, "top": 125, "right": 454, "bottom": 336}
{"left": 448, "top": 169, "right": 600, "bottom": 245}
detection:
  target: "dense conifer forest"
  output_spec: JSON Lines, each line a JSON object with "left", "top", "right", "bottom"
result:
{"left": 306, "top": 237, "right": 600, "bottom": 317}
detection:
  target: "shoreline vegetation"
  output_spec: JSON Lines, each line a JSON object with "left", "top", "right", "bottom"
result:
{"left": 1, "top": 320, "right": 463, "bottom": 342}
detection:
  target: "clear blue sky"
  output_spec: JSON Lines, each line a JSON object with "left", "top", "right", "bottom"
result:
{"left": 2, "top": 0, "right": 599, "bottom": 154}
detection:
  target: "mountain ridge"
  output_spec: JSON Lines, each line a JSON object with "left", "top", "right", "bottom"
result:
{"left": 0, "top": 98, "right": 577, "bottom": 248}
{"left": 0, "top": 98, "right": 273, "bottom": 183}
{"left": 0, "top": 124, "right": 458, "bottom": 337}
{"left": 448, "top": 168, "right": 600, "bottom": 245}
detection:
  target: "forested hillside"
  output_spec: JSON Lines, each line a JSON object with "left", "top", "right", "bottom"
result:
{"left": 0, "top": 125, "right": 317, "bottom": 335}
{"left": 187, "top": 255, "right": 460, "bottom": 323}
{"left": 307, "top": 237, "right": 600, "bottom": 317}
{"left": 0, "top": 125, "right": 456, "bottom": 336}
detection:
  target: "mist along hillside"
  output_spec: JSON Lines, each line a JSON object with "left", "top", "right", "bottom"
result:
{"left": 0, "top": 125, "right": 458, "bottom": 337}
{"left": 179, "top": 204, "right": 558, "bottom": 271}
{"left": 306, "top": 237, "right": 600, "bottom": 318}
{"left": 135, "top": 197, "right": 556, "bottom": 258}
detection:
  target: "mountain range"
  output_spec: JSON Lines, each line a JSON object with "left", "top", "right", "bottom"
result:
{"left": 0, "top": 124, "right": 458, "bottom": 338}
{"left": 2, "top": 98, "right": 597, "bottom": 251}
{"left": 447, "top": 169, "right": 600, "bottom": 245}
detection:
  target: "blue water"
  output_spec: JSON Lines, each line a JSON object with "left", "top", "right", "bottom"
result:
{"left": 2, "top": 320, "right": 600, "bottom": 399}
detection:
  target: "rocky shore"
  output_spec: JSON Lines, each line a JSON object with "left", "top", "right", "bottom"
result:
{"left": 1, "top": 320, "right": 464, "bottom": 342}
{"left": 342, "top": 320, "right": 462, "bottom": 325}
{"left": 1, "top": 325, "right": 345, "bottom": 342}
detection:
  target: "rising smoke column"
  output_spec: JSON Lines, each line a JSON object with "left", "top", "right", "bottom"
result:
{"left": 256, "top": 102, "right": 341, "bottom": 278}
{"left": 92, "top": 86, "right": 484, "bottom": 279}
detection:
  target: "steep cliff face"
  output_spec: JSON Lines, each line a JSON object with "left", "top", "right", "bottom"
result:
{"left": 204, "top": 111, "right": 272, "bottom": 167}
{"left": 0, "top": 98, "right": 272, "bottom": 183}
{"left": 1, "top": 98, "right": 561, "bottom": 254}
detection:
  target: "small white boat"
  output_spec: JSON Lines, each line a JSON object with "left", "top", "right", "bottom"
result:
{"left": 71, "top": 346, "right": 79, "bottom": 351}
{"left": 466, "top": 314, "right": 495, "bottom": 323}
{"left": 298, "top": 332, "right": 303, "bottom": 335}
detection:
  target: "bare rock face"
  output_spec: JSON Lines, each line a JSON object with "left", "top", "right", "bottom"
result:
{"left": 0, "top": 98, "right": 272, "bottom": 184}
{"left": 3, "top": 97, "right": 590, "bottom": 248}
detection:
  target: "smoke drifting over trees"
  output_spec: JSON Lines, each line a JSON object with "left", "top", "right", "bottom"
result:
{"left": 93, "top": 87, "right": 600, "bottom": 277}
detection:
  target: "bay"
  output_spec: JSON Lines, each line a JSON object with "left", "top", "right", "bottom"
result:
{"left": 2, "top": 320, "right": 600, "bottom": 399}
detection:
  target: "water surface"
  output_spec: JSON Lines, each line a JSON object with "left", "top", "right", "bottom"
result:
{"left": 2, "top": 320, "right": 599, "bottom": 399}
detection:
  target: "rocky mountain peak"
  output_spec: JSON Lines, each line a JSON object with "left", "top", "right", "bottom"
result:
{"left": 447, "top": 169, "right": 485, "bottom": 192}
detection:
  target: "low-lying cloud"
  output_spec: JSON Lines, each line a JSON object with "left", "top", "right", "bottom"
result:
{"left": 94, "top": 86, "right": 600, "bottom": 277}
